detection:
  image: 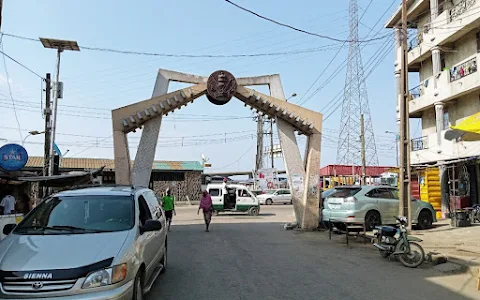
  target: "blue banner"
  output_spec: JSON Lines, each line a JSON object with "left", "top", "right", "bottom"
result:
{"left": 0, "top": 143, "right": 28, "bottom": 171}
{"left": 53, "top": 142, "right": 62, "bottom": 157}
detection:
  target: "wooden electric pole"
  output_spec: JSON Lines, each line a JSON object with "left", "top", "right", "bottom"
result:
{"left": 360, "top": 114, "right": 366, "bottom": 185}
{"left": 0, "top": 0, "right": 3, "bottom": 31}
{"left": 399, "top": 0, "right": 412, "bottom": 228}
{"left": 42, "top": 73, "right": 52, "bottom": 196}
{"left": 270, "top": 119, "right": 274, "bottom": 169}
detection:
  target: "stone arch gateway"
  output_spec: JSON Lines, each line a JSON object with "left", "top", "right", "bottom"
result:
{"left": 111, "top": 69, "right": 323, "bottom": 229}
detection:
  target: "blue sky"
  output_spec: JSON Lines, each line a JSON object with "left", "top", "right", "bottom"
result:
{"left": 0, "top": 0, "right": 406, "bottom": 172}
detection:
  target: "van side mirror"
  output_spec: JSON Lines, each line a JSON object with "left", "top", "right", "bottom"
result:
{"left": 140, "top": 219, "right": 162, "bottom": 234}
{"left": 3, "top": 223, "right": 16, "bottom": 236}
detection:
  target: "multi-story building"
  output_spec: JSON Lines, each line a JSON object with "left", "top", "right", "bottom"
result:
{"left": 386, "top": 0, "right": 480, "bottom": 216}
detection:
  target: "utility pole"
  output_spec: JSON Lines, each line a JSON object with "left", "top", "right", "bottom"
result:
{"left": 0, "top": 0, "right": 3, "bottom": 31}
{"left": 270, "top": 119, "right": 274, "bottom": 169}
{"left": 40, "top": 38, "right": 80, "bottom": 176}
{"left": 43, "top": 73, "right": 52, "bottom": 176}
{"left": 255, "top": 114, "right": 264, "bottom": 171}
{"left": 399, "top": 0, "right": 412, "bottom": 228}
{"left": 254, "top": 113, "right": 264, "bottom": 190}
{"left": 360, "top": 114, "right": 366, "bottom": 185}
{"left": 43, "top": 73, "right": 52, "bottom": 196}
{"left": 48, "top": 49, "right": 62, "bottom": 177}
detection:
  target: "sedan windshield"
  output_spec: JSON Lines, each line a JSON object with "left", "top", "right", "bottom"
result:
{"left": 14, "top": 195, "right": 134, "bottom": 235}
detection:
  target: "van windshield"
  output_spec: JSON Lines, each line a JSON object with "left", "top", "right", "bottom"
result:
{"left": 14, "top": 195, "right": 134, "bottom": 235}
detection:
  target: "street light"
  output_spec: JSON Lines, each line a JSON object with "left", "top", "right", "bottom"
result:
{"left": 40, "top": 38, "right": 80, "bottom": 176}
{"left": 286, "top": 93, "right": 297, "bottom": 102}
{"left": 385, "top": 130, "right": 400, "bottom": 166}
{"left": 22, "top": 130, "right": 45, "bottom": 146}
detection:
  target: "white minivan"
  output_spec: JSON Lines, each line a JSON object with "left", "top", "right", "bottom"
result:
{"left": 206, "top": 183, "right": 260, "bottom": 216}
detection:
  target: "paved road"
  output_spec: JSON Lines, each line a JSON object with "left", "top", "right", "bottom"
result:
{"left": 147, "top": 206, "right": 476, "bottom": 300}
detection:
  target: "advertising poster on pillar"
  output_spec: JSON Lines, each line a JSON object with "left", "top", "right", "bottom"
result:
{"left": 257, "top": 168, "right": 276, "bottom": 191}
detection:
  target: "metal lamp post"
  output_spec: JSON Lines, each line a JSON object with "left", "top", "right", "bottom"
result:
{"left": 22, "top": 130, "right": 45, "bottom": 146}
{"left": 40, "top": 38, "right": 80, "bottom": 176}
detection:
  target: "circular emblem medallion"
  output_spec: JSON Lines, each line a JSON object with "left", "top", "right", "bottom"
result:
{"left": 206, "top": 70, "right": 237, "bottom": 105}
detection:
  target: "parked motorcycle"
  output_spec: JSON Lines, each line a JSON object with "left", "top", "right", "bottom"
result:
{"left": 373, "top": 216, "right": 425, "bottom": 268}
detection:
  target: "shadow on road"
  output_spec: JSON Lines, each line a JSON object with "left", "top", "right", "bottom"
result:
{"left": 147, "top": 222, "right": 477, "bottom": 300}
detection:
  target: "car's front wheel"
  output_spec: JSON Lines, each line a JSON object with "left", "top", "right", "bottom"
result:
{"left": 266, "top": 199, "right": 273, "bottom": 205}
{"left": 133, "top": 271, "right": 144, "bottom": 300}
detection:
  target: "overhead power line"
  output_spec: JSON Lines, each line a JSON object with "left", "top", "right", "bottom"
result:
{"left": 0, "top": 34, "right": 22, "bottom": 141}
{"left": 1, "top": 32, "right": 351, "bottom": 58}
{"left": 224, "top": 0, "right": 391, "bottom": 43}
{"left": 297, "top": 0, "right": 397, "bottom": 106}
{"left": 0, "top": 48, "right": 44, "bottom": 79}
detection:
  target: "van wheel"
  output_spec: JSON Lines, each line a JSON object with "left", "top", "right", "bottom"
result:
{"left": 160, "top": 239, "right": 167, "bottom": 274}
{"left": 266, "top": 199, "right": 273, "bottom": 205}
{"left": 133, "top": 271, "right": 144, "bottom": 300}
{"left": 248, "top": 206, "right": 260, "bottom": 216}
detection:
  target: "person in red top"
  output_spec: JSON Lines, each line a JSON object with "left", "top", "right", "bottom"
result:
{"left": 198, "top": 190, "right": 213, "bottom": 232}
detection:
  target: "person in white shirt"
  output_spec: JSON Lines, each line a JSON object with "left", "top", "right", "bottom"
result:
{"left": 0, "top": 194, "right": 15, "bottom": 215}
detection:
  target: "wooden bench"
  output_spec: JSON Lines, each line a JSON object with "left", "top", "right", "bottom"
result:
{"left": 328, "top": 219, "right": 368, "bottom": 246}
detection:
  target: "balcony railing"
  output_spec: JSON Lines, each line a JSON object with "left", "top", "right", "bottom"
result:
{"left": 411, "top": 136, "right": 428, "bottom": 152}
{"left": 449, "top": 0, "right": 477, "bottom": 23}
{"left": 408, "top": 84, "right": 421, "bottom": 99}
{"left": 449, "top": 57, "right": 478, "bottom": 82}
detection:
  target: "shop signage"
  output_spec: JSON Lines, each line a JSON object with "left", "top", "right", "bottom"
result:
{"left": 0, "top": 143, "right": 29, "bottom": 171}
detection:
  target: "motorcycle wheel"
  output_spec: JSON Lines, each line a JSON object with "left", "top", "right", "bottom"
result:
{"left": 398, "top": 242, "right": 425, "bottom": 268}
{"left": 379, "top": 249, "right": 389, "bottom": 258}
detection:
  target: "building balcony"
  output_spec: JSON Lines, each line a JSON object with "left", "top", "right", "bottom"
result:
{"left": 410, "top": 131, "right": 480, "bottom": 165}
{"left": 409, "top": 54, "right": 480, "bottom": 116}
{"left": 407, "top": 0, "right": 480, "bottom": 67}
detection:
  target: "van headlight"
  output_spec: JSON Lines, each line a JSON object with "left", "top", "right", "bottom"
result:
{"left": 82, "top": 264, "right": 127, "bottom": 289}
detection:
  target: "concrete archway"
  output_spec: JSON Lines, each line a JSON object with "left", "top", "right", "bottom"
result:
{"left": 111, "top": 69, "right": 323, "bottom": 229}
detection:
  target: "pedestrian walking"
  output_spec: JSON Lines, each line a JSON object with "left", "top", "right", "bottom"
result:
{"left": 198, "top": 190, "right": 213, "bottom": 232}
{"left": 162, "top": 189, "right": 175, "bottom": 231}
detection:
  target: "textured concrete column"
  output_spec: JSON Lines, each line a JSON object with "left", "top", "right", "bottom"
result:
{"left": 269, "top": 75, "right": 306, "bottom": 226}
{"left": 131, "top": 71, "right": 170, "bottom": 187}
{"left": 434, "top": 102, "right": 444, "bottom": 150}
{"left": 430, "top": 0, "right": 439, "bottom": 21}
{"left": 302, "top": 133, "right": 321, "bottom": 229}
{"left": 113, "top": 130, "right": 131, "bottom": 185}
{"left": 432, "top": 47, "right": 442, "bottom": 74}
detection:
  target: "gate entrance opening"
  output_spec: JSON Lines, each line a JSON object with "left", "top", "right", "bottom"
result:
{"left": 111, "top": 69, "right": 323, "bottom": 229}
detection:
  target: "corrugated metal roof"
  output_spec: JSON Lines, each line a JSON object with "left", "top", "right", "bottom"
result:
{"left": 25, "top": 156, "right": 203, "bottom": 172}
